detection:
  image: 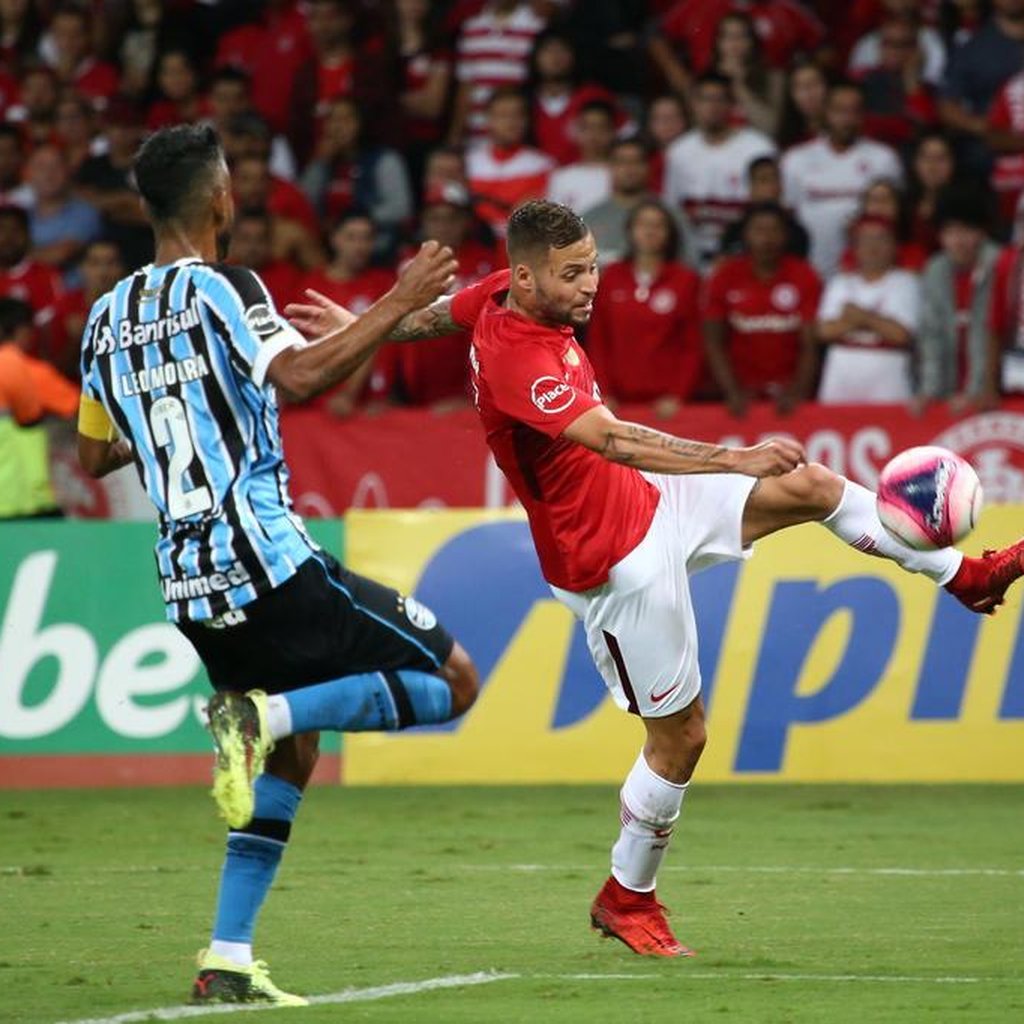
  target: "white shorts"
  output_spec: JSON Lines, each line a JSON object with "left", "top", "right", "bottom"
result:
{"left": 550, "top": 472, "right": 756, "bottom": 719}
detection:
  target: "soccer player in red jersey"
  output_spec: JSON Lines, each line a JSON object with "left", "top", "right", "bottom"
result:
{"left": 289, "top": 200, "right": 1024, "bottom": 958}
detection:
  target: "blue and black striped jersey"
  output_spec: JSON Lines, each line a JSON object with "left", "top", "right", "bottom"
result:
{"left": 80, "top": 257, "right": 319, "bottom": 622}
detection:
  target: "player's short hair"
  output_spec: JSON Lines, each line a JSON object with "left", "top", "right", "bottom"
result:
{"left": 747, "top": 154, "right": 778, "bottom": 180}
{"left": 0, "top": 296, "right": 33, "bottom": 340}
{"left": 133, "top": 123, "right": 225, "bottom": 225}
{"left": 507, "top": 200, "right": 589, "bottom": 265}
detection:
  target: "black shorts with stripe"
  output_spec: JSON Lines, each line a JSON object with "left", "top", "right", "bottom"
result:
{"left": 177, "top": 552, "right": 454, "bottom": 693}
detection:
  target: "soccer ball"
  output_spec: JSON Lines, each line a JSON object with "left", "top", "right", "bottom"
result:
{"left": 876, "top": 446, "right": 984, "bottom": 550}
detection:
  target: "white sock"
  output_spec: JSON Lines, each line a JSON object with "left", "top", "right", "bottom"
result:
{"left": 265, "top": 695, "right": 292, "bottom": 741}
{"left": 822, "top": 479, "right": 962, "bottom": 585}
{"left": 611, "top": 751, "right": 687, "bottom": 893}
{"left": 209, "top": 939, "right": 253, "bottom": 967}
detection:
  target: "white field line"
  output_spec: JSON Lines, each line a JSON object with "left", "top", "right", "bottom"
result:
{"left": 7, "top": 863, "right": 1023, "bottom": 880}
{"left": 53, "top": 972, "right": 515, "bottom": 1024}
{"left": 54, "top": 965, "right": 1023, "bottom": 1024}
{"left": 458, "top": 863, "right": 1024, "bottom": 878}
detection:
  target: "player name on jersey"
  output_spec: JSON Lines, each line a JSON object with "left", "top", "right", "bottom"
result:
{"left": 95, "top": 296, "right": 203, "bottom": 355}
{"left": 118, "top": 353, "right": 211, "bottom": 398}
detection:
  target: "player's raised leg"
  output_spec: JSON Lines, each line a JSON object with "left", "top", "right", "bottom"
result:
{"left": 741, "top": 464, "right": 1024, "bottom": 613}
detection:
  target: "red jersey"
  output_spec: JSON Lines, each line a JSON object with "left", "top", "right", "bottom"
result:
{"left": 661, "top": 0, "right": 824, "bottom": 74}
{"left": 586, "top": 261, "right": 702, "bottom": 402}
{"left": 303, "top": 266, "right": 396, "bottom": 403}
{"left": 396, "top": 240, "right": 497, "bottom": 405}
{"left": 215, "top": 2, "right": 312, "bottom": 134}
{"left": 703, "top": 254, "right": 821, "bottom": 394}
{"left": 988, "top": 73, "right": 1024, "bottom": 221}
{"left": 453, "top": 270, "right": 659, "bottom": 592}
{"left": 533, "top": 83, "right": 621, "bottom": 166}
{"left": 989, "top": 246, "right": 1023, "bottom": 350}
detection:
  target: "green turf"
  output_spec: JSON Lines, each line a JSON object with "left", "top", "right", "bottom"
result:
{"left": 1, "top": 785, "right": 1022, "bottom": 1023}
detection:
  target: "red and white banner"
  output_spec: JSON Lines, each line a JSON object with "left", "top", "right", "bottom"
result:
{"left": 279, "top": 400, "right": 1024, "bottom": 517}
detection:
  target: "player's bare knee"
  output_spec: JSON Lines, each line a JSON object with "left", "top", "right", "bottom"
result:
{"left": 790, "top": 463, "right": 843, "bottom": 515}
{"left": 442, "top": 643, "right": 479, "bottom": 719}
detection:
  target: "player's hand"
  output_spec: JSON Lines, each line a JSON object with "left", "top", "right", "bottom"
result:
{"left": 734, "top": 437, "right": 805, "bottom": 477}
{"left": 285, "top": 289, "right": 357, "bottom": 338}
{"left": 393, "top": 241, "right": 457, "bottom": 312}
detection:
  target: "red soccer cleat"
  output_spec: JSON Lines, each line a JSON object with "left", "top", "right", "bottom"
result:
{"left": 590, "top": 876, "right": 695, "bottom": 958}
{"left": 944, "top": 540, "right": 1024, "bottom": 614}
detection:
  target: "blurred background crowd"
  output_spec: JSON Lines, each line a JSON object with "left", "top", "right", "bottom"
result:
{"left": 2, "top": 0, "right": 1024, "bottom": 517}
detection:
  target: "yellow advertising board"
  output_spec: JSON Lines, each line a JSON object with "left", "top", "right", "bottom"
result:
{"left": 344, "top": 508, "right": 1024, "bottom": 784}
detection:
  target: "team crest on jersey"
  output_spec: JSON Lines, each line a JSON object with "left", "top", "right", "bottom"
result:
{"left": 771, "top": 284, "right": 799, "bottom": 311}
{"left": 400, "top": 595, "right": 437, "bottom": 631}
{"left": 531, "top": 375, "right": 575, "bottom": 414}
{"left": 650, "top": 289, "right": 677, "bottom": 315}
{"left": 245, "top": 304, "right": 279, "bottom": 339}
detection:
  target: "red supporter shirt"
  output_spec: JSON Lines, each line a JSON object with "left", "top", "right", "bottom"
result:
{"left": 661, "top": 0, "right": 824, "bottom": 73}
{"left": 72, "top": 58, "right": 119, "bottom": 108}
{"left": 216, "top": 2, "right": 312, "bottom": 134}
{"left": 396, "top": 239, "right": 497, "bottom": 405}
{"left": 533, "top": 83, "right": 621, "bottom": 166}
{"left": 303, "top": 266, "right": 397, "bottom": 402}
{"left": 257, "top": 260, "right": 304, "bottom": 313}
{"left": 267, "top": 176, "right": 318, "bottom": 235}
{"left": 988, "top": 73, "right": 1024, "bottom": 221}
{"left": 989, "top": 246, "right": 1023, "bottom": 350}
{"left": 703, "top": 254, "right": 821, "bottom": 394}
{"left": 586, "top": 261, "right": 702, "bottom": 402}
{"left": 0, "top": 258, "right": 62, "bottom": 331}
{"left": 453, "top": 269, "right": 659, "bottom": 592}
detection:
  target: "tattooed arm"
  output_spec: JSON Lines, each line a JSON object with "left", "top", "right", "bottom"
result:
{"left": 387, "top": 296, "right": 458, "bottom": 341}
{"left": 563, "top": 405, "right": 805, "bottom": 477}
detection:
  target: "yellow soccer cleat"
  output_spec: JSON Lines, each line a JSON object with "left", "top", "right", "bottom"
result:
{"left": 190, "top": 948, "right": 308, "bottom": 1006}
{"left": 206, "top": 689, "right": 274, "bottom": 829}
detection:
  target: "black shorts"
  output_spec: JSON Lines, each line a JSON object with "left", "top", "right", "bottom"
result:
{"left": 177, "top": 552, "right": 455, "bottom": 693}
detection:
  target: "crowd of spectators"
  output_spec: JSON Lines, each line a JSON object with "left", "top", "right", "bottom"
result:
{"left": 1, "top": 0, "right": 1024, "bottom": 432}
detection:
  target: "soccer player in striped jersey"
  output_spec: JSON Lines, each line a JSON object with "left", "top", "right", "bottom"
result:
{"left": 76, "top": 124, "right": 479, "bottom": 1006}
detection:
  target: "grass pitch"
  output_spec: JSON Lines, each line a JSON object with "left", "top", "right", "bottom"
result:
{"left": 1, "top": 784, "right": 1022, "bottom": 1023}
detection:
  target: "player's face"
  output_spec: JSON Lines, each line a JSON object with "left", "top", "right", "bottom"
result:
{"left": 521, "top": 233, "right": 600, "bottom": 326}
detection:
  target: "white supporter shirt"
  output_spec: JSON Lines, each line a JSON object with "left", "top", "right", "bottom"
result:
{"left": 456, "top": 4, "right": 546, "bottom": 138}
{"left": 817, "top": 268, "right": 920, "bottom": 403}
{"left": 663, "top": 127, "right": 776, "bottom": 271}
{"left": 782, "top": 136, "right": 902, "bottom": 277}
{"left": 547, "top": 162, "right": 612, "bottom": 213}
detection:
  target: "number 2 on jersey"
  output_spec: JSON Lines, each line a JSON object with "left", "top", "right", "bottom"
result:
{"left": 149, "top": 395, "right": 213, "bottom": 519}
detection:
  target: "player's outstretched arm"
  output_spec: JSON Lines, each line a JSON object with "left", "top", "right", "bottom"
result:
{"left": 285, "top": 291, "right": 457, "bottom": 343}
{"left": 267, "top": 241, "right": 457, "bottom": 402}
{"left": 563, "top": 404, "right": 805, "bottom": 477}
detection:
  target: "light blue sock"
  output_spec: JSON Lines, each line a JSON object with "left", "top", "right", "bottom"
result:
{"left": 211, "top": 774, "right": 302, "bottom": 945}
{"left": 284, "top": 670, "right": 453, "bottom": 733}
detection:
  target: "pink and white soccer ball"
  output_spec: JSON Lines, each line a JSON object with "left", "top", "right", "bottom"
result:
{"left": 876, "top": 446, "right": 984, "bottom": 550}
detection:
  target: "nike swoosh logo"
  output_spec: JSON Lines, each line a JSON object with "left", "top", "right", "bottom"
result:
{"left": 650, "top": 683, "right": 681, "bottom": 704}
